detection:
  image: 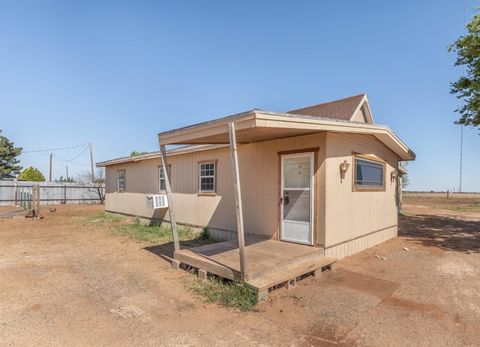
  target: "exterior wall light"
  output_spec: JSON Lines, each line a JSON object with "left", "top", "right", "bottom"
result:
{"left": 391, "top": 170, "right": 398, "bottom": 182}
{"left": 339, "top": 160, "right": 350, "bottom": 182}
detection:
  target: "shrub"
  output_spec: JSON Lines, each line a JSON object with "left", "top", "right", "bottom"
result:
{"left": 200, "top": 228, "right": 210, "bottom": 240}
{"left": 188, "top": 278, "right": 258, "bottom": 311}
{"left": 18, "top": 167, "right": 45, "bottom": 182}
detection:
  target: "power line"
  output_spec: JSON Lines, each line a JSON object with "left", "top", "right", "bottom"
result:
{"left": 53, "top": 145, "right": 89, "bottom": 163}
{"left": 52, "top": 155, "right": 91, "bottom": 167}
{"left": 22, "top": 143, "right": 88, "bottom": 153}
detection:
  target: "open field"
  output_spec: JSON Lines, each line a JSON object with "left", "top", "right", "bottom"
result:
{"left": 404, "top": 191, "right": 480, "bottom": 220}
{"left": 405, "top": 191, "right": 480, "bottom": 199}
{"left": 0, "top": 196, "right": 479, "bottom": 346}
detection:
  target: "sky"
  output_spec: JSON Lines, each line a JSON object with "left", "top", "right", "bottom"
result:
{"left": 0, "top": 0, "right": 479, "bottom": 191}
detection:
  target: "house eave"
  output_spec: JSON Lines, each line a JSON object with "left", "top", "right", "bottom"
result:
{"left": 158, "top": 110, "right": 415, "bottom": 161}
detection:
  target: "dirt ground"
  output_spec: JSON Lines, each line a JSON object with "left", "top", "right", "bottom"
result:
{"left": 0, "top": 195, "right": 479, "bottom": 346}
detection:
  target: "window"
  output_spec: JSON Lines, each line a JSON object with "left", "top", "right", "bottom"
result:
{"left": 354, "top": 157, "right": 385, "bottom": 190}
{"left": 158, "top": 165, "right": 171, "bottom": 192}
{"left": 159, "top": 166, "right": 166, "bottom": 191}
{"left": 116, "top": 170, "right": 126, "bottom": 192}
{"left": 199, "top": 162, "right": 216, "bottom": 193}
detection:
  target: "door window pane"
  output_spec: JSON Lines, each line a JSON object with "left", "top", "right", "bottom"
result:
{"left": 283, "top": 189, "right": 310, "bottom": 222}
{"left": 283, "top": 157, "right": 310, "bottom": 188}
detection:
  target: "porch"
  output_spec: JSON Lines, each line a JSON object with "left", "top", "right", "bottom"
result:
{"left": 173, "top": 235, "right": 336, "bottom": 300}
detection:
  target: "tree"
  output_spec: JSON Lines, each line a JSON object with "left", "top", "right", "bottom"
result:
{"left": 0, "top": 130, "right": 22, "bottom": 179}
{"left": 449, "top": 12, "right": 480, "bottom": 127}
{"left": 402, "top": 174, "right": 410, "bottom": 189}
{"left": 77, "top": 168, "right": 105, "bottom": 203}
{"left": 18, "top": 167, "right": 45, "bottom": 182}
{"left": 56, "top": 175, "right": 74, "bottom": 183}
{"left": 130, "top": 150, "right": 148, "bottom": 157}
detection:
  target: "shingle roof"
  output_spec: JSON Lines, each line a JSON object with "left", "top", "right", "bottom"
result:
{"left": 287, "top": 93, "right": 366, "bottom": 121}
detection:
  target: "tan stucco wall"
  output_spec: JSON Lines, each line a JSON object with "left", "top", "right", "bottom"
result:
{"left": 105, "top": 132, "right": 327, "bottom": 239}
{"left": 323, "top": 132, "right": 399, "bottom": 251}
{"left": 104, "top": 131, "right": 400, "bottom": 256}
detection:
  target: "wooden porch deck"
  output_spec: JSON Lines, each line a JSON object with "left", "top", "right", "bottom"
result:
{"left": 173, "top": 235, "right": 336, "bottom": 299}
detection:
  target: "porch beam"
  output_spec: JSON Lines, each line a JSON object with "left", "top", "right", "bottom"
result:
{"left": 159, "top": 143, "right": 180, "bottom": 252}
{"left": 228, "top": 122, "right": 247, "bottom": 282}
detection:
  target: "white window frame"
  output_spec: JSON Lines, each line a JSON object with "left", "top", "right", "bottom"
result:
{"left": 158, "top": 165, "right": 170, "bottom": 192}
{"left": 199, "top": 161, "right": 216, "bottom": 193}
{"left": 280, "top": 152, "right": 314, "bottom": 245}
{"left": 159, "top": 166, "right": 166, "bottom": 192}
{"left": 116, "top": 169, "right": 126, "bottom": 192}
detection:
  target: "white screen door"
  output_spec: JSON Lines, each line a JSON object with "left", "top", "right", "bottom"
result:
{"left": 280, "top": 152, "right": 314, "bottom": 245}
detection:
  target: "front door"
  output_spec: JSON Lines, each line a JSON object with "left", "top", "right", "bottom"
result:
{"left": 280, "top": 152, "right": 314, "bottom": 245}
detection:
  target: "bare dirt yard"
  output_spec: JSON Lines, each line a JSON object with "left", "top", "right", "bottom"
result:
{"left": 1, "top": 194, "right": 479, "bottom": 346}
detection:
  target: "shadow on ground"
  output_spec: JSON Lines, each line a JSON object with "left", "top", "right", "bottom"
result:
{"left": 144, "top": 239, "right": 215, "bottom": 263}
{"left": 399, "top": 213, "right": 480, "bottom": 254}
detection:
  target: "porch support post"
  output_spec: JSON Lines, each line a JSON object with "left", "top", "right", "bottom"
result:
{"left": 159, "top": 143, "right": 180, "bottom": 252}
{"left": 228, "top": 122, "right": 247, "bottom": 282}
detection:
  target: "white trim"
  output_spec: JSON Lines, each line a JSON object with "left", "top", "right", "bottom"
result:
{"left": 199, "top": 161, "right": 216, "bottom": 193}
{"left": 116, "top": 169, "right": 126, "bottom": 192}
{"left": 158, "top": 166, "right": 166, "bottom": 193}
{"left": 349, "top": 94, "right": 375, "bottom": 124}
{"left": 280, "top": 152, "right": 314, "bottom": 245}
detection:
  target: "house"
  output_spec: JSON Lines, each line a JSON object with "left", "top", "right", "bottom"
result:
{"left": 97, "top": 94, "right": 414, "bottom": 298}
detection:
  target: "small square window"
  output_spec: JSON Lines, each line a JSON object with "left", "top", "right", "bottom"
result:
{"left": 199, "top": 162, "right": 216, "bottom": 193}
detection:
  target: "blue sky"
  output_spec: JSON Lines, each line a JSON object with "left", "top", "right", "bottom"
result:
{"left": 0, "top": 1, "right": 478, "bottom": 191}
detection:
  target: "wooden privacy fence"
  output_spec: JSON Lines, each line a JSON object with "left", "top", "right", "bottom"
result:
{"left": 18, "top": 188, "right": 33, "bottom": 209}
{"left": 0, "top": 181, "right": 105, "bottom": 206}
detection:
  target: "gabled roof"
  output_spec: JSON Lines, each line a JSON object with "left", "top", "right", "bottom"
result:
{"left": 157, "top": 109, "right": 415, "bottom": 161}
{"left": 288, "top": 93, "right": 373, "bottom": 123}
{"left": 99, "top": 93, "right": 415, "bottom": 166}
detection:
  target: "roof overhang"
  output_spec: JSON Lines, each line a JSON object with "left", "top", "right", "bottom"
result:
{"left": 96, "top": 144, "right": 228, "bottom": 167}
{"left": 158, "top": 110, "right": 415, "bottom": 161}
{"left": 398, "top": 165, "right": 408, "bottom": 175}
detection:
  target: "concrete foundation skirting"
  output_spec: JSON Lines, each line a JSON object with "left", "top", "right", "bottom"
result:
{"left": 158, "top": 220, "right": 238, "bottom": 242}
{"left": 206, "top": 228, "right": 238, "bottom": 242}
{"left": 324, "top": 225, "right": 397, "bottom": 260}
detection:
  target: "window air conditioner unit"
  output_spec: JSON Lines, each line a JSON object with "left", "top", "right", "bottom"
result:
{"left": 146, "top": 194, "right": 169, "bottom": 209}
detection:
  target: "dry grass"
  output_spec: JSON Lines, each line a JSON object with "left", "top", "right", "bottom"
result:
{"left": 83, "top": 212, "right": 211, "bottom": 244}
{"left": 187, "top": 277, "right": 258, "bottom": 311}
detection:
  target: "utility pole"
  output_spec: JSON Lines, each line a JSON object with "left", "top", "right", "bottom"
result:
{"left": 459, "top": 125, "right": 463, "bottom": 193}
{"left": 65, "top": 165, "right": 69, "bottom": 180}
{"left": 89, "top": 143, "right": 95, "bottom": 183}
{"left": 49, "top": 153, "right": 53, "bottom": 182}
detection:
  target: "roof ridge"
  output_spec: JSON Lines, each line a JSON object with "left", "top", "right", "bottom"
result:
{"left": 288, "top": 93, "right": 366, "bottom": 113}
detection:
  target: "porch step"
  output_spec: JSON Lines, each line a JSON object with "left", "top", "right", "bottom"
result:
{"left": 174, "top": 249, "right": 240, "bottom": 281}
{"left": 247, "top": 253, "right": 336, "bottom": 292}
{"left": 246, "top": 248, "right": 324, "bottom": 280}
